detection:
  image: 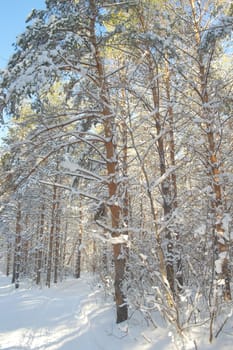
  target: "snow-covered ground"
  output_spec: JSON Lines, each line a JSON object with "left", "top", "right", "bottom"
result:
{"left": 0, "top": 272, "right": 232, "bottom": 350}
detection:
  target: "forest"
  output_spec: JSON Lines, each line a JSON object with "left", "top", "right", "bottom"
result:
{"left": 0, "top": 0, "right": 233, "bottom": 347}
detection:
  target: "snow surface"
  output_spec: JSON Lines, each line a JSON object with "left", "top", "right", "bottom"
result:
{"left": 0, "top": 272, "right": 233, "bottom": 350}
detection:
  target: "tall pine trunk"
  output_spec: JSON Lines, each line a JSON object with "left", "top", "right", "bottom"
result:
{"left": 89, "top": 0, "right": 128, "bottom": 323}
{"left": 190, "top": 0, "right": 231, "bottom": 301}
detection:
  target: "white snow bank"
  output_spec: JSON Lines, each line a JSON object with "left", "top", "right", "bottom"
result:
{"left": 0, "top": 272, "right": 233, "bottom": 349}
{"left": 0, "top": 273, "right": 171, "bottom": 350}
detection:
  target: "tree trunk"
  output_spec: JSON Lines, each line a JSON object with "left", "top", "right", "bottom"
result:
{"left": 89, "top": 0, "right": 128, "bottom": 323}
{"left": 53, "top": 215, "right": 61, "bottom": 284}
{"left": 60, "top": 220, "right": 68, "bottom": 281}
{"left": 46, "top": 183, "right": 57, "bottom": 288}
{"left": 190, "top": 0, "right": 231, "bottom": 301}
{"left": 206, "top": 127, "right": 231, "bottom": 301}
{"left": 22, "top": 214, "right": 29, "bottom": 277}
{"left": 54, "top": 189, "right": 61, "bottom": 284}
{"left": 6, "top": 241, "right": 12, "bottom": 276}
{"left": 12, "top": 201, "right": 21, "bottom": 289}
{"left": 74, "top": 200, "right": 84, "bottom": 279}
{"left": 137, "top": 5, "right": 177, "bottom": 296}
{"left": 148, "top": 55, "right": 175, "bottom": 295}
{"left": 36, "top": 201, "right": 45, "bottom": 286}
{"left": 165, "top": 58, "right": 183, "bottom": 291}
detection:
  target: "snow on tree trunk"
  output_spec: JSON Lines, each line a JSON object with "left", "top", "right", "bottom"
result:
{"left": 190, "top": 0, "right": 231, "bottom": 301}
{"left": 54, "top": 188, "right": 61, "bottom": 284}
{"left": 12, "top": 200, "right": 22, "bottom": 289}
{"left": 74, "top": 200, "right": 84, "bottom": 279}
{"left": 36, "top": 201, "right": 45, "bottom": 286}
{"left": 148, "top": 53, "right": 176, "bottom": 296}
{"left": 89, "top": 0, "right": 128, "bottom": 323}
{"left": 46, "top": 182, "right": 57, "bottom": 288}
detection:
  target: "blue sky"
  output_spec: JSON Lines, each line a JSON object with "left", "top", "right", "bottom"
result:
{"left": 0, "top": 0, "right": 45, "bottom": 69}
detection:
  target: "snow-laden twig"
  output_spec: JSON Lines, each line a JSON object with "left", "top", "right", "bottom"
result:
{"left": 215, "top": 314, "right": 231, "bottom": 339}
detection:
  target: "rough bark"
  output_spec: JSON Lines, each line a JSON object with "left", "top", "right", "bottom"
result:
{"left": 190, "top": 0, "right": 231, "bottom": 301}
{"left": 89, "top": 0, "right": 128, "bottom": 323}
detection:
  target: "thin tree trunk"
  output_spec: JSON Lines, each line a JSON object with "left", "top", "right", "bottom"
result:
{"left": 46, "top": 183, "right": 57, "bottom": 288}
{"left": 137, "top": 7, "right": 176, "bottom": 296}
{"left": 148, "top": 56, "right": 175, "bottom": 295}
{"left": 22, "top": 214, "right": 29, "bottom": 277}
{"left": 12, "top": 201, "right": 21, "bottom": 289}
{"left": 74, "top": 237, "right": 82, "bottom": 278}
{"left": 165, "top": 58, "right": 183, "bottom": 291}
{"left": 54, "top": 189, "right": 61, "bottom": 284}
{"left": 102, "top": 241, "right": 108, "bottom": 276}
{"left": 36, "top": 201, "right": 45, "bottom": 285}
{"left": 60, "top": 220, "right": 68, "bottom": 281}
{"left": 74, "top": 200, "right": 84, "bottom": 279}
{"left": 53, "top": 216, "right": 60, "bottom": 284}
{"left": 128, "top": 119, "right": 174, "bottom": 308}
{"left": 6, "top": 241, "right": 12, "bottom": 276}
